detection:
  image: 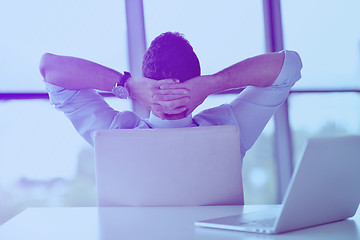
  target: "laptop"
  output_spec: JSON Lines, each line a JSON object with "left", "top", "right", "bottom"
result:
{"left": 195, "top": 135, "right": 360, "bottom": 234}
{"left": 94, "top": 125, "right": 244, "bottom": 207}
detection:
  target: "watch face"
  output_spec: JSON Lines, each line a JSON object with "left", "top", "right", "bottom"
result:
{"left": 112, "top": 86, "right": 129, "bottom": 99}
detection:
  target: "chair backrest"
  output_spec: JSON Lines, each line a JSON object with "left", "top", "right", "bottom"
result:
{"left": 94, "top": 125, "right": 244, "bottom": 206}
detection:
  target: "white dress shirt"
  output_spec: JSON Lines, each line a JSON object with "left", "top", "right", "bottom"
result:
{"left": 45, "top": 50, "right": 302, "bottom": 159}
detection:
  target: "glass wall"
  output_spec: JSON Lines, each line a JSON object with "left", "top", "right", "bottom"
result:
{"left": 0, "top": 98, "right": 131, "bottom": 224}
{"left": 289, "top": 93, "right": 360, "bottom": 165}
{"left": 281, "top": 0, "right": 360, "bottom": 164}
{"left": 282, "top": 1, "right": 360, "bottom": 90}
{"left": 0, "top": 0, "right": 129, "bottom": 224}
{"left": 0, "top": 0, "right": 128, "bottom": 92}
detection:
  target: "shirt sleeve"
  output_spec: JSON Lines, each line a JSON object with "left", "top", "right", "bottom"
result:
{"left": 228, "top": 50, "right": 302, "bottom": 155}
{"left": 272, "top": 50, "right": 303, "bottom": 87}
{"left": 45, "top": 82, "right": 141, "bottom": 146}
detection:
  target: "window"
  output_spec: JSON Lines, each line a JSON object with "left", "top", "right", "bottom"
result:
{"left": 282, "top": 1, "right": 360, "bottom": 90}
{"left": 289, "top": 93, "right": 360, "bottom": 164}
{"left": 0, "top": 0, "right": 130, "bottom": 224}
{"left": 282, "top": 1, "right": 360, "bottom": 162}
{"left": 0, "top": 0, "right": 128, "bottom": 92}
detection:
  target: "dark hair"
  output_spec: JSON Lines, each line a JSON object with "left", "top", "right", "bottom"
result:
{"left": 142, "top": 32, "right": 201, "bottom": 82}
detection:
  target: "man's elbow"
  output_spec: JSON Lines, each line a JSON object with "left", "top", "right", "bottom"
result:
{"left": 39, "top": 53, "right": 53, "bottom": 81}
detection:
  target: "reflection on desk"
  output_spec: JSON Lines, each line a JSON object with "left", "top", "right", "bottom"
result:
{"left": 0, "top": 205, "right": 359, "bottom": 240}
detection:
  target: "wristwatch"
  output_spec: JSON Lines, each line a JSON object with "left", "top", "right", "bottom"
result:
{"left": 112, "top": 71, "right": 131, "bottom": 99}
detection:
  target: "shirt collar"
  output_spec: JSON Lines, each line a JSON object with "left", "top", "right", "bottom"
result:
{"left": 147, "top": 112, "right": 193, "bottom": 128}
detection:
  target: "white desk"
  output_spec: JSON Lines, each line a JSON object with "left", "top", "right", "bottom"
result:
{"left": 0, "top": 205, "right": 359, "bottom": 240}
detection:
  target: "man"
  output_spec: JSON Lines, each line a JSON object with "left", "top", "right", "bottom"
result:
{"left": 40, "top": 32, "right": 302, "bottom": 159}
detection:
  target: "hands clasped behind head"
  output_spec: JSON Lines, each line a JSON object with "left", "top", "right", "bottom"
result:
{"left": 151, "top": 80, "right": 190, "bottom": 119}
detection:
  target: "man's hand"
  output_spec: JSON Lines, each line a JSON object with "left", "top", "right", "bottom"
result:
{"left": 126, "top": 76, "right": 190, "bottom": 118}
{"left": 154, "top": 75, "right": 211, "bottom": 117}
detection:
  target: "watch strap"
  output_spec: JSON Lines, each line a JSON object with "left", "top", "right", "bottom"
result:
{"left": 119, "top": 71, "right": 131, "bottom": 87}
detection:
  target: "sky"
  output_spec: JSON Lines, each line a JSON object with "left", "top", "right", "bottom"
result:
{"left": 0, "top": 0, "right": 360, "bottom": 184}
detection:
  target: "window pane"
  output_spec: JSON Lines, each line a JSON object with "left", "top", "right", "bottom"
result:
{"left": 289, "top": 93, "right": 360, "bottom": 165}
{"left": 143, "top": 0, "right": 265, "bottom": 75}
{"left": 0, "top": 0, "right": 128, "bottom": 92}
{"left": 0, "top": 98, "right": 131, "bottom": 224}
{"left": 282, "top": 1, "right": 360, "bottom": 89}
{"left": 242, "top": 119, "right": 276, "bottom": 204}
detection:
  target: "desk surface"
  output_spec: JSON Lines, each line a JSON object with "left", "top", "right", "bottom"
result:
{"left": 0, "top": 205, "right": 359, "bottom": 240}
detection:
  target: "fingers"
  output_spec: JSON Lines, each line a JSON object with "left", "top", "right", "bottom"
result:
{"left": 156, "top": 97, "right": 190, "bottom": 111}
{"left": 151, "top": 104, "right": 166, "bottom": 119}
{"left": 153, "top": 87, "right": 189, "bottom": 100}
{"left": 148, "top": 79, "right": 191, "bottom": 119}
{"left": 155, "top": 88, "right": 188, "bottom": 95}
{"left": 160, "top": 82, "right": 187, "bottom": 90}
{"left": 153, "top": 94, "right": 187, "bottom": 101}
{"left": 158, "top": 106, "right": 187, "bottom": 114}
{"left": 151, "top": 97, "right": 189, "bottom": 118}
{"left": 185, "top": 108, "right": 194, "bottom": 117}
{"left": 151, "top": 104, "right": 187, "bottom": 119}
{"left": 153, "top": 84, "right": 189, "bottom": 102}
{"left": 155, "top": 79, "right": 180, "bottom": 86}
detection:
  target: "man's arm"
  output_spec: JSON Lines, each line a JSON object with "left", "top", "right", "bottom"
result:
{"left": 155, "top": 52, "right": 285, "bottom": 116}
{"left": 212, "top": 52, "right": 284, "bottom": 89}
{"left": 40, "top": 53, "right": 189, "bottom": 114}
{"left": 40, "top": 53, "right": 120, "bottom": 91}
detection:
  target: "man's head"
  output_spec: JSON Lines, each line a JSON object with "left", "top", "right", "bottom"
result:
{"left": 142, "top": 32, "right": 201, "bottom": 83}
